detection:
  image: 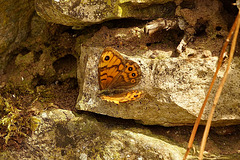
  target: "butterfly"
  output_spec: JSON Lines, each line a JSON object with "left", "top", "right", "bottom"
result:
{"left": 98, "top": 47, "right": 144, "bottom": 104}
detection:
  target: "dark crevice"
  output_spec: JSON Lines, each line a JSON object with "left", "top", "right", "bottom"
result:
{"left": 34, "top": 50, "right": 43, "bottom": 62}
{"left": 216, "top": 26, "right": 222, "bottom": 31}
{"left": 180, "top": 0, "right": 195, "bottom": 9}
{"left": 53, "top": 54, "right": 77, "bottom": 74}
{"left": 194, "top": 20, "right": 208, "bottom": 36}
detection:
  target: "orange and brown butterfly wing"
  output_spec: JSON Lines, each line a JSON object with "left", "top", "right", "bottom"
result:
{"left": 98, "top": 47, "right": 143, "bottom": 104}
{"left": 100, "top": 90, "right": 144, "bottom": 104}
{"left": 98, "top": 47, "right": 125, "bottom": 90}
{"left": 110, "top": 59, "right": 141, "bottom": 89}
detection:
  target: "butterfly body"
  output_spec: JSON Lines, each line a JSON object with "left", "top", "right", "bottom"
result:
{"left": 98, "top": 47, "right": 143, "bottom": 104}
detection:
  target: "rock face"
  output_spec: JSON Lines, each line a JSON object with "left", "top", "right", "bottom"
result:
{"left": 1, "top": 0, "right": 240, "bottom": 159}
{"left": 0, "top": 0, "right": 35, "bottom": 73}
{"left": 0, "top": 109, "right": 186, "bottom": 159}
{"left": 76, "top": 26, "right": 240, "bottom": 126}
{"left": 35, "top": 0, "right": 176, "bottom": 28}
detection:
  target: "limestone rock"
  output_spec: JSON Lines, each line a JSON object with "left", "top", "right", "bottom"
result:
{"left": 1, "top": 109, "right": 186, "bottom": 159}
{"left": 0, "top": 0, "right": 35, "bottom": 73}
{"left": 35, "top": 0, "right": 175, "bottom": 28}
{"left": 0, "top": 0, "right": 78, "bottom": 87}
{"left": 76, "top": 26, "right": 240, "bottom": 126}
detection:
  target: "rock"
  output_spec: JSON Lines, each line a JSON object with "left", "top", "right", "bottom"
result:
{"left": 1, "top": 109, "right": 186, "bottom": 159}
{"left": 0, "top": 2, "right": 77, "bottom": 87}
{"left": 35, "top": 0, "right": 176, "bottom": 28}
{"left": 175, "top": 0, "right": 228, "bottom": 37}
{"left": 76, "top": 26, "right": 240, "bottom": 126}
{"left": 0, "top": 0, "right": 35, "bottom": 73}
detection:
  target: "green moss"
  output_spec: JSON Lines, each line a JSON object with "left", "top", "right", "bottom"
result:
{"left": 0, "top": 84, "right": 56, "bottom": 146}
{"left": 0, "top": 97, "right": 40, "bottom": 144}
{"left": 35, "top": 85, "right": 55, "bottom": 102}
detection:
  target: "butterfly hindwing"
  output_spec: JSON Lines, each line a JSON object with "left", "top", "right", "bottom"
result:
{"left": 100, "top": 90, "right": 144, "bottom": 104}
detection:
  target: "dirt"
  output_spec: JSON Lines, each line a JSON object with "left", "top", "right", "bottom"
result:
{"left": 0, "top": 80, "right": 79, "bottom": 150}
{"left": 149, "top": 125, "right": 240, "bottom": 156}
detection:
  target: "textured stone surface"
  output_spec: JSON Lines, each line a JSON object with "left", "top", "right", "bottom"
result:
{"left": 76, "top": 26, "right": 240, "bottom": 126}
{"left": 0, "top": 109, "right": 186, "bottom": 159}
{"left": 35, "top": 0, "right": 175, "bottom": 27}
{"left": 0, "top": 0, "right": 35, "bottom": 73}
{"left": 0, "top": 1, "right": 78, "bottom": 87}
{"left": 0, "top": 0, "right": 239, "bottom": 159}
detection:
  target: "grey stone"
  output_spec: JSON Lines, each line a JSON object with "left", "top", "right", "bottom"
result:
{"left": 76, "top": 27, "right": 240, "bottom": 126}
{"left": 35, "top": 0, "right": 175, "bottom": 28}
{"left": 1, "top": 109, "right": 187, "bottom": 159}
{"left": 0, "top": 0, "right": 35, "bottom": 73}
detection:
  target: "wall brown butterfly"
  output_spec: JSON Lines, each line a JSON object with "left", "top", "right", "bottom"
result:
{"left": 98, "top": 47, "right": 143, "bottom": 104}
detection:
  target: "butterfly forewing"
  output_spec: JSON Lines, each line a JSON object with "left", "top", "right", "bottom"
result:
{"left": 98, "top": 47, "right": 143, "bottom": 104}
{"left": 98, "top": 47, "right": 125, "bottom": 90}
{"left": 115, "top": 60, "right": 141, "bottom": 89}
{"left": 98, "top": 48, "right": 141, "bottom": 90}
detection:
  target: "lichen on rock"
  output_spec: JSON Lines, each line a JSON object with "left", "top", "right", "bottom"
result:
{"left": 35, "top": 0, "right": 176, "bottom": 28}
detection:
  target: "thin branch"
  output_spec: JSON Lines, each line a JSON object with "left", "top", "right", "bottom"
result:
{"left": 199, "top": 10, "right": 240, "bottom": 160}
{"left": 183, "top": 11, "right": 240, "bottom": 160}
